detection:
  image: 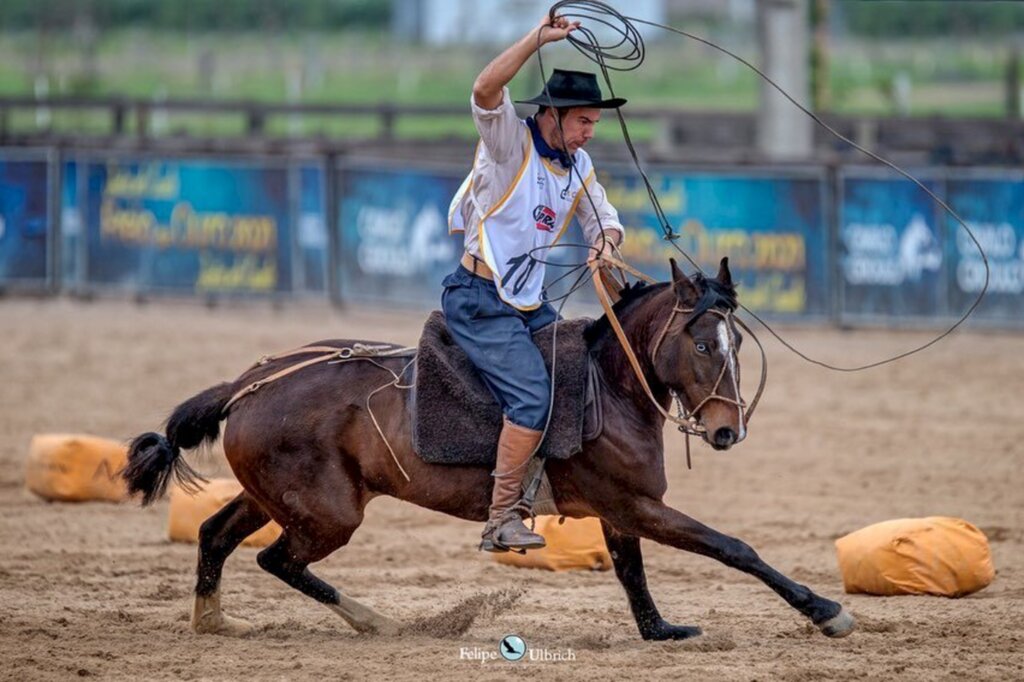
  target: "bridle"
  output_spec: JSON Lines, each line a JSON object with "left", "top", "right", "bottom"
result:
{"left": 589, "top": 255, "right": 767, "bottom": 466}
{"left": 652, "top": 303, "right": 748, "bottom": 429}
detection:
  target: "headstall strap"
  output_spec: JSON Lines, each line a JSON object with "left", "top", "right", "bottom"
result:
{"left": 589, "top": 259, "right": 702, "bottom": 434}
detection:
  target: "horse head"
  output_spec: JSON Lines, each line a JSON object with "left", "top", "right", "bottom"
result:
{"left": 651, "top": 257, "right": 746, "bottom": 450}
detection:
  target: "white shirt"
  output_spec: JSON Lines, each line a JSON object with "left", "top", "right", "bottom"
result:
{"left": 451, "top": 123, "right": 598, "bottom": 309}
{"left": 450, "top": 86, "right": 624, "bottom": 260}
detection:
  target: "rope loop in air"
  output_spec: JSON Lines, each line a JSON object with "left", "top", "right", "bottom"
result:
{"left": 536, "top": 0, "right": 990, "bottom": 373}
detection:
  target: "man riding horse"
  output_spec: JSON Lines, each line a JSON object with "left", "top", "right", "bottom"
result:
{"left": 123, "top": 9, "right": 855, "bottom": 647}
{"left": 445, "top": 14, "right": 627, "bottom": 553}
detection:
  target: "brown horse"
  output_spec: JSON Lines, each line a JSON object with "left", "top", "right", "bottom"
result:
{"left": 123, "top": 257, "right": 855, "bottom": 641}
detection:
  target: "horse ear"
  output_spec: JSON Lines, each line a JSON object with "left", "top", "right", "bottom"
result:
{"left": 670, "top": 258, "right": 699, "bottom": 305}
{"left": 717, "top": 257, "right": 733, "bottom": 288}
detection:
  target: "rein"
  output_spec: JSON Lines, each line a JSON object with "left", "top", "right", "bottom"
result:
{"left": 589, "top": 254, "right": 767, "bottom": 467}
{"left": 219, "top": 254, "right": 765, "bottom": 478}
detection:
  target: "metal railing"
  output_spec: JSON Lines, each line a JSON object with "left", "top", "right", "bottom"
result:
{"left": 0, "top": 95, "right": 687, "bottom": 140}
{"left": 1, "top": 96, "right": 1022, "bottom": 165}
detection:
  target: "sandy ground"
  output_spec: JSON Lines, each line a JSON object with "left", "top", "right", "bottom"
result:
{"left": 0, "top": 297, "right": 1021, "bottom": 681}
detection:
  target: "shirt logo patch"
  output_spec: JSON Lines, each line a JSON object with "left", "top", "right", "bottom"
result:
{"left": 533, "top": 205, "right": 557, "bottom": 232}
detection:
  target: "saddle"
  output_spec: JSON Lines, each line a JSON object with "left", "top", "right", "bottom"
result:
{"left": 412, "top": 311, "right": 602, "bottom": 467}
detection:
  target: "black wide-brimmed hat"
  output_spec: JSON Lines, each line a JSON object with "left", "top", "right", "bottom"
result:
{"left": 516, "top": 69, "right": 627, "bottom": 109}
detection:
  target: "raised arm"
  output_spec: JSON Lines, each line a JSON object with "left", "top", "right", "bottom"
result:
{"left": 472, "top": 15, "right": 580, "bottom": 110}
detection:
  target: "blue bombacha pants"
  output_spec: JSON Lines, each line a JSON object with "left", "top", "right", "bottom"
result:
{"left": 441, "top": 265, "right": 557, "bottom": 431}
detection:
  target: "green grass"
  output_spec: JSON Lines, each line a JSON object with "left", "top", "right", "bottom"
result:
{"left": 0, "top": 29, "right": 1018, "bottom": 140}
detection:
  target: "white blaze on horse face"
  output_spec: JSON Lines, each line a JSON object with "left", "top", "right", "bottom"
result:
{"left": 717, "top": 320, "right": 746, "bottom": 441}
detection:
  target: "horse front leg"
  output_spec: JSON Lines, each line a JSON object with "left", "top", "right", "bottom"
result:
{"left": 601, "top": 520, "right": 702, "bottom": 641}
{"left": 604, "top": 497, "right": 855, "bottom": 638}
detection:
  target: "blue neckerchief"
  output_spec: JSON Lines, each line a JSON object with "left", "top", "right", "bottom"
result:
{"left": 526, "top": 115, "right": 574, "bottom": 169}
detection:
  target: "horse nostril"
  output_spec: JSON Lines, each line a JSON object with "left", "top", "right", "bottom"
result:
{"left": 714, "top": 427, "right": 736, "bottom": 447}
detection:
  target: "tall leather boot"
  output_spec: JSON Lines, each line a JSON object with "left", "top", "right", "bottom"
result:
{"left": 480, "top": 418, "right": 546, "bottom": 552}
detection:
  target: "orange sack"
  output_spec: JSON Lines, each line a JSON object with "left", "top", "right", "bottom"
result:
{"left": 494, "top": 516, "right": 612, "bottom": 571}
{"left": 835, "top": 517, "right": 994, "bottom": 597}
{"left": 168, "top": 478, "right": 282, "bottom": 548}
{"left": 25, "top": 434, "right": 129, "bottom": 503}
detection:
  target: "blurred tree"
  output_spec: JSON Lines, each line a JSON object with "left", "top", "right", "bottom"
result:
{"left": 839, "top": 0, "right": 1024, "bottom": 38}
{"left": 5, "top": 0, "right": 1023, "bottom": 35}
{"left": 1007, "top": 46, "right": 1021, "bottom": 119}
{"left": 0, "top": 0, "right": 391, "bottom": 31}
{"left": 810, "top": 0, "right": 830, "bottom": 111}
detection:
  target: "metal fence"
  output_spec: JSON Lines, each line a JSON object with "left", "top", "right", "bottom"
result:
{"left": 3, "top": 96, "right": 1024, "bottom": 164}
{"left": 1, "top": 146, "right": 1020, "bottom": 327}
{"left": 0, "top": 147, "right": 57, "bottom": 291}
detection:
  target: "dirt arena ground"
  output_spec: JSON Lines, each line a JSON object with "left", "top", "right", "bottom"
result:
{"left": 0, "top": 297, "right": 1021, "bottom": 681}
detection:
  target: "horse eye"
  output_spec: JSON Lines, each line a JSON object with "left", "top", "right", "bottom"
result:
{"left": 695, "top": 342, "right": 710, "bottom": 355}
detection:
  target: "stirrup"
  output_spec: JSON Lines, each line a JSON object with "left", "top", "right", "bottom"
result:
{"left": 479, "top": 517, "right": 519, "bottom": 554}
{"left": 478, "top": 512, "right": 545, "bottom": 554}
{"left": 478, "top": 537, "right": 526, "bottom": 555}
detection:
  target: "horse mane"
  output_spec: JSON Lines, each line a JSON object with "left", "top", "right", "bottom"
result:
{"left": 584, "top": 280, "right": 670, "bottom": 346}
{"left": 584, "top": 272, "right": 738, "bottom": 346}
{"left": 683, "top": 272, "right": 738, "bottom": 330}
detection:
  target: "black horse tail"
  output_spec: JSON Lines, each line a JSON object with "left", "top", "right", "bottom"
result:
{"left": 122, "top": 382, "right": 236, "bottom": 506}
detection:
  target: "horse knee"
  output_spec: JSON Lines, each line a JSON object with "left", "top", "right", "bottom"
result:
{"left": 198, "top": 516, "right": 230, "bottom": 556}
{"left": 603, "top": 499, "right": 764, "bottom": 570}
{"left": 196, "top": 508, "right": 254, "bottom": 597}
{"left": 256, "top": 542, "right": 293, "bottom": 578}
{"left": 197, "top": 494, "right": 269, "bottom": 557}
{"left": 716, "top": 537, "right": 760, "bottom": 567}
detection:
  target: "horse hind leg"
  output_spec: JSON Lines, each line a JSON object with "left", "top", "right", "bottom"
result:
{"left": 254, "top": 476, "right": 400, "bottom": 636}
{"left": 192, "top": 491, "right": 271, "bottom": 635}
{"left": 256, "top": 534, "right": 400, "bottom": 636}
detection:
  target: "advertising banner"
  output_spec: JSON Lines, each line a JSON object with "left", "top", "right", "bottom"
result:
{"left": 945, "top": 174, "right": 1024, "bottom": 323}
{"left": 604, "top": 168, "right": 830, "bottom": 317}
{"left": 838, "top": 172, "right": 946, "bottom": 320}
{"left": 296, "top": 164, "right": 328, "bottom": 293}
{"left": 0, "top": 151, "right": 51, "bottom": 286}
{"left": 337, "top": 164, "right": 464, "bottom": 307}
{"left": 336, "top": 163, "right": 829, "bottom": 317}
{"left": 80, "top": 157, "right": 293, "bottom": 294}
{"left": 61, "top": 159, "right": 82, "bottom": 286}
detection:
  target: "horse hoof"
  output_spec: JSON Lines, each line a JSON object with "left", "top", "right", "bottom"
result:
{"left": 355, "top": 615, "right": 402, "bottom": 637}
{"left": 373, "top": 618, "right": 403, "bottom": 637}
{"left": 818, "top": 608, "right": 856, "bottom": 638}
{"left": 192, "top": 612, "right": 255, "bottom": 637}
{"left": 644, "top": 623, "right": 703, "bottom": 641}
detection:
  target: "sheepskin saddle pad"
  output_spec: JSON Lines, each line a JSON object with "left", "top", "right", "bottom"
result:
{"left": 412, "top": 310, "right": 601, "bottom": 466}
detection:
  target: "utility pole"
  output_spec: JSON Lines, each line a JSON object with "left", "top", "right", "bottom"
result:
{"left": 756, "top": 0, "right": 812, "bottom": 160}
{"left": 810, "top": 0, "right": 830, "bottom": 112}
{"left": 1006, "top": 45, "right": 1021, "bottom": 120}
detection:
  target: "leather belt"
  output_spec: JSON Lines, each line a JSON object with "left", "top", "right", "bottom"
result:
{"left": 460, "top": 252, "right": 494, "bottom": 280}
